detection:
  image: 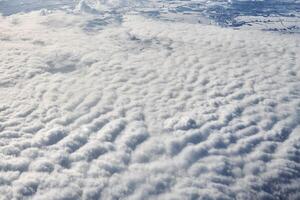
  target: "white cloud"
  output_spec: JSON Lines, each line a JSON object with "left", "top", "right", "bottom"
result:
{"left": 0, "top": 8, "right": 299, "bottom": 200}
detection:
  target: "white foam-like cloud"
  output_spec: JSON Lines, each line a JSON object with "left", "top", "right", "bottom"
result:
{"left": 0, "top": 9, "right": 300, "bottom": 200}
{"left": 75, "top": 0, "right": 146, "bottom": 12}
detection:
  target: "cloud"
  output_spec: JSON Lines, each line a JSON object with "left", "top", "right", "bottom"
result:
{"left": 0, "top": 8, "right": 299, "bottom": 200}
{"left": 75, "top": 0, "right": 146, "bottom": 13}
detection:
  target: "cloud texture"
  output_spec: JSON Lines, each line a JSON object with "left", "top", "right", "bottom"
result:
{"left": 0, "top": 9, "right": 300, "bottom": 200}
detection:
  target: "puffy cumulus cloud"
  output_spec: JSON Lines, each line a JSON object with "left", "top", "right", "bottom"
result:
{"left": 0, "top": 9, "right": 300, "bottom": 200}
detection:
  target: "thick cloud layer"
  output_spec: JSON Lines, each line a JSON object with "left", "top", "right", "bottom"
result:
{"left": 0, "top": 9, "right": 300, "bottom": 200}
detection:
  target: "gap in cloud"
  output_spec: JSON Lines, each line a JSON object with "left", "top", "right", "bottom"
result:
{"left": 206, "top": 0, "right": 300, "bottom": 31}
{"left": 0, "top": 0, "right": 299, "bottom": 33}
{"left": 75, "top": 0, "right": 300, "bottom": 33}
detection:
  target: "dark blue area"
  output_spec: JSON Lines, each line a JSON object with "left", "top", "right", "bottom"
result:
{"left": 171, "top": 0, "right": 300, "bottom": 27}
{"left": 0, "top": 0, "right": 299, "bottom": 32}
{"left": 207, "top": 0, "right": 300, "bottom": 27}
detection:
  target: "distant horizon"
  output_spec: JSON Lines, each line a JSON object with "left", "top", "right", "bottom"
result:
{"left": 1, "top": 0, "right": 299, "bottom": 33}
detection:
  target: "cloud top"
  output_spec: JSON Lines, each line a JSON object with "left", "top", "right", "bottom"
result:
{"left": 0, "top": 9, "right": 300, "bottom": 200}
